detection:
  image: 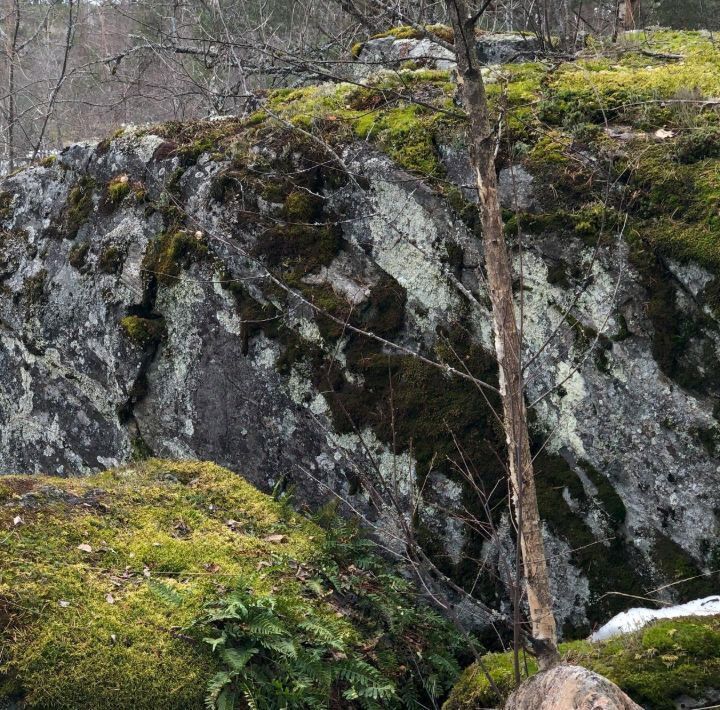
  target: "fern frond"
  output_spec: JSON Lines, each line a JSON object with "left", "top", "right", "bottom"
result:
{"left": 221, "top": 646, "right": 258, "bottom": 671}
{"left": 147, "top": 578, "right": 184, "bottom": 605}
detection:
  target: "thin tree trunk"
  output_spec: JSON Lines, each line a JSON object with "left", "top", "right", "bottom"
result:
{"left": 445, "top": 0, "right": 560, "bottom": 671}
{"left": 31, "top": 0, "right": 76, "bottom": 161}
{"left": 618, "top": 0, "right": 640, "bottom": 31}
{"left": 7, "top": 0, "right": 21, "bottom": 171}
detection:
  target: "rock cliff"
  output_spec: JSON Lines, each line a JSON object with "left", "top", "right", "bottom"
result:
{"left": 2, "top": 28, "right": 720, "bottom": 636}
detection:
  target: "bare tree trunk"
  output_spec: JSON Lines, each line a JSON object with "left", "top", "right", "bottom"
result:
{"left": 444, "top": 0, "right": 560, "bottom": 671}
{"left": 618, "top": 0, "right": 640, "bottom": 31}
{"left": 6, "top": 0, "right": 20, "bottom": 171}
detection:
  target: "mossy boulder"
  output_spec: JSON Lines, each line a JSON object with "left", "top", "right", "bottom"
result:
{"left": 444, "top": 616, "right": 720, "bottom": 710}
{"left": 0, "top": 460, "right": 464, "bottom": 709}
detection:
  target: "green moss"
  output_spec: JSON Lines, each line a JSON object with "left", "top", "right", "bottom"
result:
{"left": 651, "top": 533, "right": 716, "bottom": 602}
{"left": 120, "top": 315, "right": 165, "bottom": 348}
{"left": 534, "top": 452, "right": 648, "bottom": 628}
{"left": 676, "top": 127, "right": 720, "bottom": 163}
{"left": 39, "top": 154, "right": 57, "bottom": 168}
{"left": 54, "top": 175, "right": 96, "bottom": 240}
{"left": 68, "top": 241, "right": 89, "bottom": 270}
{"left": 0, "top": 191, "right": 13, "bottom": 221}
{"left": 538, "top": 31, "right": 720, "bottom": 128}
{"left": 369, "top": 24, "right": 454, "bottom": 44}
{"left": 578, "top": 460, "right": 627, "bottom": 528}
{"left": 104, "top": 174, "right": 132, "bottom": 207}
{"left": 0, "top": 460, "right": 466, "bottom": 709}
{"left": 146, "top": 119, "right": 242, "bottom": 165}
{"left": 130, "top": 434, "right": 154, "bottom": 460}
{"left": 627, "top": 242, "right": 720, "bottom": 391}
{"left": 444, "top": 616, "right": 720, "bottom": 710}
{"left": 351, "top": 100, "right": 451, "bottom": 177}
{"left": 175, "top": 137, "right": 214, "bottom": 166}
{"left": 142, "top": 230, "right": 209, "bottom": 286}
{"left": 0, "top": 460, "right": 323, "bottom": 709}
{"left": 22, "top": 269, "right": 48, "bottom": 306}
{"left": 98, "top": 245, "right": 125, "bottom": 274}
{"left": 219, "top": 268, "right": 281, "bottom": 355}
{"left": 625, "top": 142, "right": 720, "bottom": 269}
{"left": 263, "top": 74, "right": 460, "bottom": 178}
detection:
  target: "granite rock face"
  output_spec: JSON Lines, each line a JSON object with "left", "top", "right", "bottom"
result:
{"left": 1, "top": 103, "right": 719, "bottom": 634}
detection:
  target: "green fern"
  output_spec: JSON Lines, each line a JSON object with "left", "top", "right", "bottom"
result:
{"left": 146, "top": 578, "right": 184, "bottom": 605}
{"left": 195, "top": 512, "right": 465, "bottom": 709}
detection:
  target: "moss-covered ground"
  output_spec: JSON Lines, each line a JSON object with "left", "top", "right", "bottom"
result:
{"left": 0, "top": 459, "right": 465, "bottom": 709}
{"left": 444, "top": 615, "right": 720, "bottom": 710}
{"left": 0, "top": 460, "right": 318, "bottom": 708}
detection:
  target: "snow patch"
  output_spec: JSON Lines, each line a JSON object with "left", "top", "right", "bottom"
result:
{"left": 590, "top": 595, "right": 720, "bottom": 641}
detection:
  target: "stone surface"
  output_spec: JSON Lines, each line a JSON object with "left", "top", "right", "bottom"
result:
{"left": 504, "top": 665, "right": 642, "bottom": 710}
{"left": 354, "top": 32, "right": 540, "bottom": 76}
{"left": 1, "top": 113, "right": 720, "bottom": 635}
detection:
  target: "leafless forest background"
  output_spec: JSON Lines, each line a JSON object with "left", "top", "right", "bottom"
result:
{"left": 0, "top": 0, "right": 717, "bottom": 171}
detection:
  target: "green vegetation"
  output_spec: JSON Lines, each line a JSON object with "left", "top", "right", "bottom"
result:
{"left": 0, "top": 191, "right": 14, "bottom": 221}
{"left": 540, "top": 31, "right": 720, "bottom": 127}
{"left": 22, "top": 269, "right": 47, "bottom": 306}
{"left": 98, "top": 244, "right": 125, "bottom": 274}
{"left": 533, "top": 453, "right": 648, "bottom": 629}
{"left": 0, "top": 460, "right": 465, "bottom": 709}
{"left": 68, "top": 241, "right": 89, "bottom": 269}
{"left": 369, "top": 24, "right": 454, "bottom": 44}
{"left": 64, "top": 175, "right": 96, "bottom": 239}
{"left": 444, "top": 615, "right": 720, "bottom": 710}
{"left": 146, "top": 118, "right": 244, "bottom": 166}
{"left": 260, "top": 73, "right": 461, "bottom": 178}
{"left": 103, "top": 174, "right": 132, "bottom": 208}
{"left": 120, "top": 315, "right": 165, "bottom": 348}
{"left": 142, "top": 230, "right": 209, "bottom": 286}
{"left": 201, "top": 513, "right": 465, "bottom": 709}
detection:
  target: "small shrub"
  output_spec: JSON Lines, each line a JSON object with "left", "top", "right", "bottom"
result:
{"left": 675, "top": 127, "right": 720, "bottom": 163}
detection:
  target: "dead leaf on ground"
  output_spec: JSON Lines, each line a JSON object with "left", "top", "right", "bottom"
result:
{"left": 263, "top": 534, "right": 288, "bottom": 544}
{"left": 77, "top": 543, "right": 92, "bottom": 553}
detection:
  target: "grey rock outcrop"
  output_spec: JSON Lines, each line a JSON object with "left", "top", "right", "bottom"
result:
{"left": 354, "top": 31, "right": 540, "bottom": 76}
{"left": 1, "top": 109, "right": 719, "bottom": 634}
